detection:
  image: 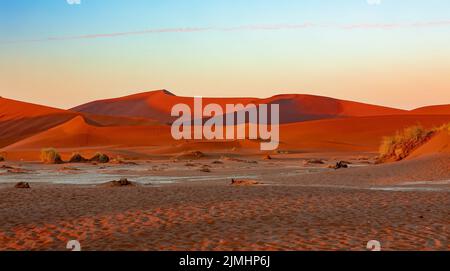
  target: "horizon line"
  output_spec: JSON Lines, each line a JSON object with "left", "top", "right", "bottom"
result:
{"left": 2, "top": 89, "right": 448, "bottom": 112}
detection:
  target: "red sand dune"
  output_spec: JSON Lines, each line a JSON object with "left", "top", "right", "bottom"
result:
{"left": 3, "top": 115, "right": 173, "bottom": 150}
{"left": 410, "top": 105, "right": 450, "bottom": 115}
{"left": 2, "top": 92, "right": 450, "bottom": 161}
{"left": 407, "top": 131, "right": 450, "bottom": 160}
{"left": 0, "top": 97, "right": 77, "bottom": 148}
{"left": 71, "top": 90, "right": 406, "bottom": 124}
{"left": 4, "top": 113, "right": 450, "bottom": 161}
{"left": 279, "top": 115, "right": 450, "bottom": 152}
{"left": 0, "top": 97, "right": 164, "bottom": 148}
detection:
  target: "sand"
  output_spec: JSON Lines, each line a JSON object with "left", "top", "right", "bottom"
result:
{"left": 71, "top": 90, "right": 406, "bottom": 124}
{"left": 0, "top": 154, "right": 448, "bottom": 251}
{"left": 2, "top": 91, "right": 450, "bottom": 160}
{"left": 1, "top": 91, "right": 449, "bottom": 251}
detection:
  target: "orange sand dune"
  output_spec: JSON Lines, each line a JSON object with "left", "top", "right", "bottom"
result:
{"left": 410, "top": 105, "right": 450, "bottom": 115}
{"left": 3, "top": 116, "right": 173, "bottom": 151}
{"left": 0, "top": 97, "right": 69, "bottom": 121}
{"left": 3, "top": 93, "right": 450, "bottom": 161}
{"left": 279, "top": 114, "right": 450, "bottom": 152}
{"left": 0, "top": 97, "right": 77, "bottom": 148}
{"left": 407, "top": 131, "right": 450, "bottom": 160}
{"left": 4, "top": 112, "right": 450, "bottom": 161}
{"left": 82, "top": 113, "right": 159, "bottom": 127}
{"left": 71, "top": 90, "right": 406, "bottom": 124}
{"left": 0, "top": 97, "right": 165, "bottom": 148}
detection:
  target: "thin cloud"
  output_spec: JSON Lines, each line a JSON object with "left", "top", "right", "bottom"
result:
{"left": 2, "top": 20, "right": 450, "bottom": 44}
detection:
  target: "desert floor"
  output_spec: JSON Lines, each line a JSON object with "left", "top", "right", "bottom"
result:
{"left": 0, "top": 153, "right": 449, "bottom": 251}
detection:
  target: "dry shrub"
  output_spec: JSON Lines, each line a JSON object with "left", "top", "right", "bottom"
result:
{"left": 378, "top": 125, "right": 433, "bottom": 162}
{"left": 40, "top": 148, "right": 63, "bottom": 164}
{"left": 69, "top": 153, "right": 88, "bottom": 163}
{"left": 434, "top": 122, "right": 450, "bottom": 133}
{"left": 0, "top": 152, "right": 6, "bottom": 162}
{"left": 90, "top": 153, "right": 110, "bottom": 163}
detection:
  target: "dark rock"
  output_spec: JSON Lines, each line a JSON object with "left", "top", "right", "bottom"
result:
{"left": 109, "top": 178, "right": 134, "bottom": 187}
{"left": 15, "top": 182, "right": 30, "bottom": 189}
{"left": 332, "top": 161, "right": 349, "bottom": 169}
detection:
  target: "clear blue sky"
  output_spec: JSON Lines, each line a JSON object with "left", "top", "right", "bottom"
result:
{"left": 1, "top": 0, "right": 450, "bottom": 109}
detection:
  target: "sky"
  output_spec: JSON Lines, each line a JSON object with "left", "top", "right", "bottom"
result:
{"left": 1, "top": 0, "right": 450, "bottom": 109}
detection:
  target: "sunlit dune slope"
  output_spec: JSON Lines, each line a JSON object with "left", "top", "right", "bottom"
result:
{"left": 279, "top": 115, "right": 450, "bottom": 152}
{"left": 3, "top": 116, "right": 173, "bottom": 150}
{"left": 406, "top": 131, "right": 450, "bottom": 160}
{"left": 0, "top": 97, "right": 77, "bottom": 147}
{"left": 71, "top": 90, "right": 406, "bottom": 124}
{"left": 409, "top": 105, "right": 450, "bottom": 115}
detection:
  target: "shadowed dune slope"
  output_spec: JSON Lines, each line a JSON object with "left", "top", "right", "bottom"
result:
{"left": 0, "top": 97, "right": 77, "bottom": 147}
{"left": 71, "top": 90, "right": 406, "bottom": 124}
{"left": 0, "top": 97, "right": 165, "bottom": 148}
{"left": 3, "top": 116, "right": 173, "bottom": 150}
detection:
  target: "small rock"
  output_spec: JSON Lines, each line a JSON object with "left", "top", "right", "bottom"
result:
{"left": 109, "top": 178, "right": 134, "bottom": 187}
{"left": 305, "top": 159, "right": 325, "bottom": 165}
{"left": 15, "top": 182, "right": 30, "bottom": 189}
{"left": 199, "top": 166, "right": 211, "bottom": 173}
{"left": 331, "top": 161, "right": 349, "bottom": 170}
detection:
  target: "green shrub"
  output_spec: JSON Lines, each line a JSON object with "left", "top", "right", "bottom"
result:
{"left": 40, "top": 148, "right": 63, "bottom": 164}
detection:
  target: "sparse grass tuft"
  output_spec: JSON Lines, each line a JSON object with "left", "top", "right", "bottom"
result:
{"left": 434, "top": 122, "right": 450, "bottom": 133}
{"left": 378, "top": 125, "right": 433, "bottom": 162}
{"left": 40, "top": 148, "right": 63, "bottom": 164}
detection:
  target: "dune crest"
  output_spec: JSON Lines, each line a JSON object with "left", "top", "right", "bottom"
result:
{"left": 410, "top": 105, "right": 450, "bottom": 115}
{"left": 71, "top": 90, "right": 407, "bottom": 124}
{"left": 2, "top": 92, "right": 450, "bottom": 161}
{"left": 0, "top": 97, "right": 77, "bottom": 147}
